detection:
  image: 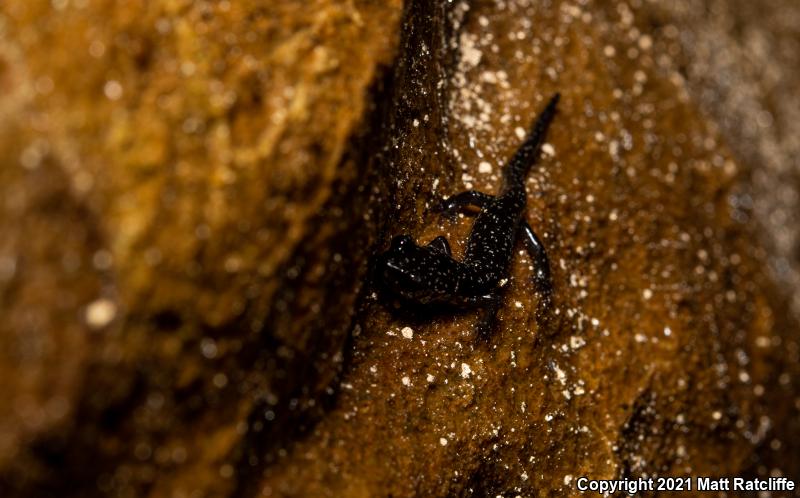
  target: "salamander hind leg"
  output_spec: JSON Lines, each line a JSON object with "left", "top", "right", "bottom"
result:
{"left": 436, "top": 190, "right": 495, "bottom": 219}
{"left": 519, "top": 220, "right": 552, "bottom": 298}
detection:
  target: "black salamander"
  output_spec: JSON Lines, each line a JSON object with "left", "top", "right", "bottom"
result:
{"left": 375, "top": 94, "right": 559, "bottom": 329}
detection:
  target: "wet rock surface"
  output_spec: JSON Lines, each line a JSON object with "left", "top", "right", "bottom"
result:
{"left": 1, "top": 0, "right": 799, "bottom": 497}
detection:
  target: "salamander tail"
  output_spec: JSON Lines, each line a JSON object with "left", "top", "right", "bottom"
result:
{"left": 504, "top": 93, "right": 560, "bottom": 189}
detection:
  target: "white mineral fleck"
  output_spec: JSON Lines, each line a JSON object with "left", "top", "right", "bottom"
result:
{"left": 553, "top": 363, "right": 567, "bottom": 384}
{"left": 569, "top": 336, "right": 585, "bottom": 349}
{"left": 85, "top": 298, "right": 116, "bottom": 329}
{"left": 103, "top": 80, "right": 123, "bottom": 100}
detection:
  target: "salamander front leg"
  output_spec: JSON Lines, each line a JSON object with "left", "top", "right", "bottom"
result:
{"left": 426, "top": 235, "right": 452, "bottom": 256}
{"left": 519, "top": 220, "right": 552, "bottom": 297}
{"left": 436, "top": 190, "right": 494, "bottom": 219}
{"left": 471, "top": 293, "right": 502, "bottom": 342}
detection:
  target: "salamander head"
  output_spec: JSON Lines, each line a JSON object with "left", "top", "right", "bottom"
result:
{"left": 373, "top": 235, "right": 456, "bottom": 305}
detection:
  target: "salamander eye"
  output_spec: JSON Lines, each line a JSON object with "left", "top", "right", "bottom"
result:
{"left": 390, "top": 234, "right": 414, "bottom": 252}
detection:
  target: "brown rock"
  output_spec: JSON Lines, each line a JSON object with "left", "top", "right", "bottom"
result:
{"left": 0, "top": 0, "right": 798, "bottom": 497}
{"left": 1, "top": 0, "right": 402, "bottom": 495}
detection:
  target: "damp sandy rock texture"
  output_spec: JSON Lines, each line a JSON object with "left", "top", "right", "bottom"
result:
{"left": 1, "top": 0, "right": 799, "bottom": 497}
{"left": 0, "top": 1, "right": 403, "bottom": 496}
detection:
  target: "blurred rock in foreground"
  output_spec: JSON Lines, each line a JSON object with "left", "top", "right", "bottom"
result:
{"left": 0, "top": 0, "right": 799, "bottom": 496}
